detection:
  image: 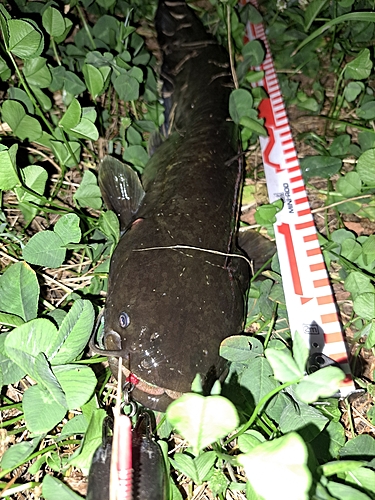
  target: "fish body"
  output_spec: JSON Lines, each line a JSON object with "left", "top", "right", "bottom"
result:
{"left": 98, "top": 0, "right": 250, "bottom": 411}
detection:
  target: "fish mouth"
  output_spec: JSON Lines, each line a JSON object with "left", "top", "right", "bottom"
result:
{"left": 90, "top": 320, "right": 183, "bottom": 409}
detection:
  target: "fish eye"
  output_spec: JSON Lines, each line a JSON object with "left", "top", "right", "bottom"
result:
{"left": 119, "top": 312, "right": 130, "bottom": 328}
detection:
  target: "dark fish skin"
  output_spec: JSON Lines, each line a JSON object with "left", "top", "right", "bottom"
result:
{"left": 99, "top": 0, "right": 250, "bottom": 411}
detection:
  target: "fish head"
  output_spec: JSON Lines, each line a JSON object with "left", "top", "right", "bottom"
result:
{"left": 102, "top": 220, "right": 248, "bottom": 412}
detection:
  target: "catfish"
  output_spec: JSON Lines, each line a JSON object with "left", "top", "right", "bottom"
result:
{"left": 97, "top": 0, "right": 274, "bottom": 412}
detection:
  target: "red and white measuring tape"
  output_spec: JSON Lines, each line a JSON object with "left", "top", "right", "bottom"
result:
{"left": 243, "top": 0, "right": 355, "bottom": 396}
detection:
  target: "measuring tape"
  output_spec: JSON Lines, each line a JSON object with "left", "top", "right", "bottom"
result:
{"left": 243, "top": 0, "right": 355, "bottom": 396}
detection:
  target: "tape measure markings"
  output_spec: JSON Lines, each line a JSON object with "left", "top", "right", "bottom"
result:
{"left": 244, "top": 0, "right": 355, "bottom": 394}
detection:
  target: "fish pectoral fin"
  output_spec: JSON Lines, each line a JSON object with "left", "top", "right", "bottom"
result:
{"left": 99, "top": 155, "right": 145, "bottom": 232}
{"left": 238, "top": 229, "right": 276, "bottom": 275}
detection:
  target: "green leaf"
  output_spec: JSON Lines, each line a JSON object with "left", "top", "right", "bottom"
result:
{"left": 0, "top": 437, "right": 41, "bottom": 470}
{"left": 339, "top": 434, "right": 375, "bottom": 459}
{"left": 220, "top": 336, "right": 263, "bottom": 362}
{"left": 364, "top": 320, "right": 375, "bottom": 349}
{"left": 336, "top": 171, "right": 362, "bottom": 197}
{"left": 0, "top": 312, "right": 24, "bottom": 327}
{"left": 70, "top": 117, "right": 99, "bottom": 141}
{"left": 326, "top": 480, "right": 371, "bottom": 500}
{"left": 53, "top": 365, "right": 96, "bottom": 410}
{"left": 292, "top": 330, "right": 309, "bottom": 374}
{"left": 15, "top": 165, "right": 48, "bottom": 223}
{"left": 42, "top": 7, "right": 65, "bottom": 37}
{"left": 238, "top": 430, "right": 265, "bottom": 453}
{"left": 59, "top": 98, "right": 81, "bottom": 130}
{"left": 50, "top": 299, "right": 94, "bottom": 365}
{"left": 82, "top": 64, "right": 104, "bottom": 99}
{"left": 166, "top": 393, "right": 239, "bottom": 455}
{"left": 344, "top": 81, "right": 364, "bottom": 102}
{"left": 50, "top": 140, "right": 81, "bottom": 167}
{"left": 353, "top": 292, "right": 375, "bottom": 321}
{"left": 54, "top": 213, "right": 81, "bottom": 245}
{"left": 64, "top": 71, "right": 86, "bottom": 95}
{"left": 357, "top": 149, "right": 375, "bottom": 186}
{"left": 23, "top": 56, "right": 51, "bottom": 87}
{"left": 345, "top": 48, "right": 373, "bottom": 80}
{"left": 304, "top": 0, "right": 329, "bottom": 31}
{"left": 8, "top": 19, "right": 43, "bottom": 59}
{"left": 279, "top": 396, "right": 328, "bottom": 441}
{"left": 123, "top": 145, "right": 149, "bottom": 168}
{"left": 0, "top": 261, "right": 39, "bottom": 321}
{"left": 239, "top": 115, "right": 267, "bottom": 136}
{"left": 170, "top": 451, "right": 216, "bottom": 484}
{"left": 357, "top": 101, "right": 375, "bottom": 120}
{"left": 229, "top": 89, "right": 253, "bottom": 124}
{"left": 23, "top": 384, "right": 66, "bottom": 434}
{"left": 238, "top": 433, "right": 312, "bottom": 500}
{"left": 300, "top": 155, "right": 342, "bottom": 180}
{"left": 240, "top": 356, "right": 278, "bottom": 408}
{"left": 74, "top": 170, "right": 102, "bottom": 210}
{"left": 69, "top": 408, "right": 107, "bottom": 475}
{"left": 265, "top": 347, "right": 303, "bottom": 383}
{"left": 296, "top": 367, "right": 345, "bottom": 403}
{"left": 114, "top": 73, "right": 139, "bottom": 101}
{"left": 295, "top": 12, "right": 375, "bottom": 54}
{"left": 0, "top": 144, "right": 20, "bottom": 190}
{"left": 345, "top": 272, "right": 374, "bottom": 299}
{"left": 42, "top": 472, "right": 83, "bottom": 500}
{"left": 2, "top": 100, "right": 43, "bottom": 141}
{"left": 22, "top": 231, "right": 66, "bottom": 268}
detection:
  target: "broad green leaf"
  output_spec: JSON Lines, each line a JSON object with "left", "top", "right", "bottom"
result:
{"left": 364, "top": 320, "right": 375, "bottom": 349}
{"left": 74, "top": 170, "right": 102, "bottom": 210}
{"left": 166, "top": 393, "right": 239, "bottom": 455}
{"left": 292, "top": 330, "right": 309, "bottom": 374}
{"left": 0, "top": 312, "right": 24, "bottom": 327}
{"left": 69, "top": 408, "right": 107, "bottom": 474}
{"left": 23, "top": 56, "right": 51, "bottom": 87}
{"left": 50, "top": 140, "right": 81, "bottom": 167}
{"left": 300, "top": 155, "right": 342, "bottom": 180}
{"left": 0, "top": 144, "right": 20, "bottom": 190}
{"left": 53, "top": 365, "right": 96, "bottom": 410}
{"left": 0, "top": 437, "right": 41, "bottom": 470}
{"left": 54, "top": 213, "right": 81, "bottom": 245}
{"left": 170, "top": 452, "right": 216, "bottom": 484}
{"left": 280, "top": 397, "right": 328, "bottom": 441}
{"left": 50, "top": 299, "right": 94, "bottom": 365}
{"left": 336, "top": 171, "right": 362, "bottom": 197}
{"left": 344, "top": 81, "right": 364, "bottom": 102}
{"left": 357, "top": 101, "right": 375, "bottom": 120}
{"left": 326, "top": 480, "right": 371, "bottom": 500}
{"left": 15, "top": 165, "right": 47, "bottom": 222}
{"left": 357, "top": 149, "right": 375, "bottom": 186}
{"left": 343, "top": 466, "right": 375, "bottom": 494}
{"left": 42, "top": 6, "right": 65, "bottom": 37}
{"left": 42, "top": 474, "right": 83, "bottom": 500}
{"left": 2, "top": 100, "right": 43, "bottom": 141}
{"left": 310, "top": 420, "right": 345, "bottom": 462}
{"left": 64, "top": 71, "right": 86, "bottom": 96}
{"left": 70, "top": 117, "right": 99, "bottom": 141}
{"left": 23, "top": 384, "right": 66, "bottom": 434}
{"left": 345, "top": 48, "right": 372, "bottom": 80}
{"left": 220, "top": 336, "right": 263, "bottom": 362}
{"left": 238, "top": 433, "right": 311, "bottom": 500}
{"left": 98, "top": 210, "right": 120, "bottom": 244}
{"left": 238, "top": 430, "right": 265, "bottom": 453}
{"left": 345, "top": 272, "right": 374, "bottom": 299}
{"left": 33, "top": 352, "right": 67, "bottom": 406}
{"left": 353, "top": 292, "right": 375, "bottom": 321}
{"left": 239, "top": 115, "right": 267, "bottom": 136}
{"left": 0, "top": 261, "right": 39, "bottom": 321}
{"left": 322, "top": 460, "right": 366, "bottom": 476}
{"left": 82, "top": 64, "right": 104, "bottom": 99}
{"left": 22, "top": 231, "right": 66, "bottom": 268}
{"left": 296, "top": 367, "right": 345, "bottom": 403}
{"left": 339, "top": 434, "right": 375, "bottom": 459}
{"left": 8, "top": 19, "right": 43, "bottom": 59}
{"left": 114, "top": 73, "right": 139, "bottom": 101}
{"left": 123, "top": 145, "right": 149, "bottom": 168}
{"left": 304, "top": 0, "right": 329, "bottom": 31}
{"left": 59, "top": 98, "right": 81, "bottom": 130}
{"left": 265, "top": 347, "right": 303, "bottom": 383}
{"left": 59, "top": 414, "right": 88, "bottom": 440}
{"left": 240, "top": 356, "right": 278, "bottom": 408}
{"left": 0, "top": 332, "right": 27, "bottom": 385}
{"left": 229, "top": 89, "right": 253, "bottom": 124}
